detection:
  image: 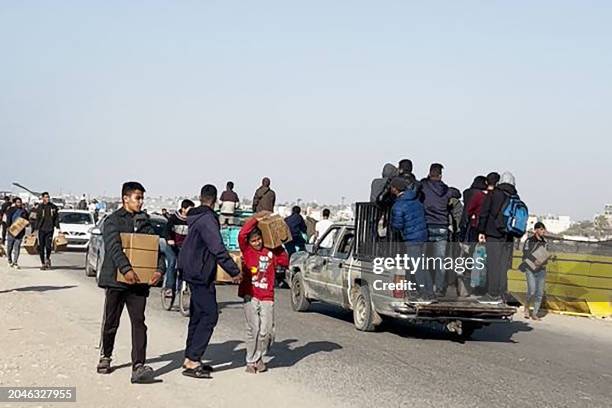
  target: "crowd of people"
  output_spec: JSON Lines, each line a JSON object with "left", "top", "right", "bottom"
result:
{"left": 0, "top": 168, "right": 548, "bottom": 384}
{"left": 372, "top": 158, "right": 547, "bottom": 315}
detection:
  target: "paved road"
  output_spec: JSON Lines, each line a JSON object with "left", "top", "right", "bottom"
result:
{"left": 1, "top": 251, "right": 611, "bottom": 408}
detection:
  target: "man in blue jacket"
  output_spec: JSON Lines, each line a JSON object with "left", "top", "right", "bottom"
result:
{"left": 179, "top": 184, "right": 241, "bottom": 379}
{"left": 390, "top": 177, "right": 435, "bottom": 304}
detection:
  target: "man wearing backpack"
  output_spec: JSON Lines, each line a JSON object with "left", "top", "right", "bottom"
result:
{"left": 477, "top": 171, "right": 527, "bottom": 303}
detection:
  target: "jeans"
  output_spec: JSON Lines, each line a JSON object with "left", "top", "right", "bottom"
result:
{"left": 427, "top": 227, "right": 449, "bottom": 295}
{"left": 160, "top": 240, "right": 178, "bottom": 290}
{"left": 6, "top": 235, "right": 22, "bottom": 264}
{"left": 244, "top": 297, "right": 275, "bottom": 364}
{"left": 404, "top": 242, "right": 433, "bottom": 297}
{"left": 525, "top": 269, "right": 546, "bottom": 316}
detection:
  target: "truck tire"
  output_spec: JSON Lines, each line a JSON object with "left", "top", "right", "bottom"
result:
{"left": 353, "top": 285, "right": 376, "bottom": 332}
{"left": 290, "top": 272, "right": 310, "bottom": 312}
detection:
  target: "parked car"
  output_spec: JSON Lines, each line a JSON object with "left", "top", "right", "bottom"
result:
{"left": 287, "top": 203, "right": 517, "bottom": 339}
{"left": 56, "top": 209, "right": 96, "bottom": 250}
{"left": 85, "top": 213, "right": 167, "bottom": 281}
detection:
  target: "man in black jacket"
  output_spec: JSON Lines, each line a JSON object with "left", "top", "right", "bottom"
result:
{"left": 179, "top": 184, "right": 241, "bottom": 379}
{"left": 35, "top": 192, "right": 59, "bottom": 270}
{"left": 477, "top": 171, "right": 519, "bottom": 303}
{"left": 97, "top": 182, "right": 165, "bottom": 384}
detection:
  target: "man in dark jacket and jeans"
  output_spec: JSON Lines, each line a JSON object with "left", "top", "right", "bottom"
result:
{"left": 252, "top": 177, "right": 276, "bottom": 212}
{"left": 420, "top": 164, "right": 461, "bottom": 297}
{"left": 34, "top": 192, "right": 59, "bottom": 270}
{"left": 97, "top": 182, "right": 165, "bottom": 384}
{"left": 477, "top": 171, "right": 519, "bottom": 303}
{"left": 179, "top": 184, "right": 241, "bottom": 379}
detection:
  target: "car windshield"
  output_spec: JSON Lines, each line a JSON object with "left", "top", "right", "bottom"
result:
{"left": 59, "top": 212, "right": 93, "bottom": 225}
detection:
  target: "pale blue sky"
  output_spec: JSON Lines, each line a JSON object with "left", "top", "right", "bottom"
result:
{"left": 1, "top": 1, "right": 610, "bottom": 219}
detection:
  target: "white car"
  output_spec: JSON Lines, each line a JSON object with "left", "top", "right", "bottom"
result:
{"left": 57, "top": 209, "right": 95, "bottom": 250}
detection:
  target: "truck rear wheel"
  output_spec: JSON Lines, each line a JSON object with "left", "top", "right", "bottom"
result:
{"left": 291, "top": 272, "right": 310, "bottom": 312}
{"left": 353, "top": 285, "right": 376, "bottom": 332}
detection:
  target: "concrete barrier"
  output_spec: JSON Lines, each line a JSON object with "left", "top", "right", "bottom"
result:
{"left": 508, "top": 249, "right": 612, "bottom": 318}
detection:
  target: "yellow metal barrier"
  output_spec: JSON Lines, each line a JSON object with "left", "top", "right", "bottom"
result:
{"left": 508, "top": 250, "right": 612, "bottom": 318}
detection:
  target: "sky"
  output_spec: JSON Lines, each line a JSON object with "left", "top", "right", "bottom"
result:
{"left": 0, "top": 1, "right": 610, "bottom": 220}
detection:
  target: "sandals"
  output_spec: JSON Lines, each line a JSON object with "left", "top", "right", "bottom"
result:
{"left": 182, "top": 364, "right": 212, "bottom": 379}
{"left": 97, "top": 357, "right": 112, "bottom": 374}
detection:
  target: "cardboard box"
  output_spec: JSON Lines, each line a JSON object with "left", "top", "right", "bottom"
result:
{"left": 0, "top": 244, "right": 6, "bottom": 257}
{"left": 525, "top": 245, "right": 551, "bottom": 271}
{"left": 9, "top": 217, "right": 30, "bottom": 238}
{"left": 116, "top": 233, "right": 160, "bottom": 284}
{"left": 53, "top": 233, "right": 68, "bottom": 252}
{"left": 257, "top": 214, "right": 292, "bottom": 249}
{"left": 24, "top": 234, "right": 38, "bottom": 255}
{"left": 216, "top": 251, "right": 243, "bottom": 283}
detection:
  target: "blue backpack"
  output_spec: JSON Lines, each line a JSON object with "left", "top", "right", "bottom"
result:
{"left": 501, "top": 195, "right": 528, "bottom": 238}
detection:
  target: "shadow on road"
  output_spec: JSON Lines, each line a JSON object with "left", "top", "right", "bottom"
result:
{"left": 0, "top": 285, "right": 77, "bottom": 294}
{"left": 112, "top": 338, "right": 343, "bottom": 378}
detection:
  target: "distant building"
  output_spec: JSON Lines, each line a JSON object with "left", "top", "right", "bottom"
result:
{"left": 602, "top": 204, "right": 612, "bottom": 223}
{"left": 528, "top": 214, "right": 572, "bottom": 234}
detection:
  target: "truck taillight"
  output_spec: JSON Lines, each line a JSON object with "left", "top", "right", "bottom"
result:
{"left": 393, "top": 275, "right": 405, "bottom": 299}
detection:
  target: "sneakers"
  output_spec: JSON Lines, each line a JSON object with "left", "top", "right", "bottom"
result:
{"left": 477, "top": 295, "right": 503, "bottom": 305}
{"left": 97, "top": 357, "right": 112, "bottom": 374}
{"left": 12, "top": 264, "right": 19, "bottom": 270}
{"left": 131, "top": 364, "right": 155, "bottom": 384}
{"left": 245, "top": 364, "right": 257, "bottom": 374}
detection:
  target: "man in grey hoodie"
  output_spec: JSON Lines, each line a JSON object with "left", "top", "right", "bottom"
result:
{"left": 370, "top": 163, "right": 399, "bottom": 205}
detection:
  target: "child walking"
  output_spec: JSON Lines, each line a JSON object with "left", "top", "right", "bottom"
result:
{"left": 238, "top": 214, "right": 289, "bottom": 373}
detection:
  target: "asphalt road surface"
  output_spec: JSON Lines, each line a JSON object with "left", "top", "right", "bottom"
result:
{"left": 1, "top": 251, "right": 611, "bottom": 408}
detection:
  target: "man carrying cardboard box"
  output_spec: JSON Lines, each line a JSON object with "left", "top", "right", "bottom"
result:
{"left": 5, "top": 197, "right": 29, "bottom": 269}
{"left": 96, "top": 182, "right": 166, "bottom": 384}
{"left": 179, "top": 184, "right": 241, "bottom": 379}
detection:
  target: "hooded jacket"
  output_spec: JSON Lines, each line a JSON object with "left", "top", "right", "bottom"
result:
{"left": 178, "top": 205, "right": 240, "bottom": 285}
{"left": 390, "top": 189, "right": 428, "bottom": 242}
{"left": 97, "top": 208, "right": 166, "bottom": 292}
{"left": 460, "top": 178, "right": 488, "bottom": 232}
{"left": 420, "top": 178, "right": 461, "bottom": 227}
{"left": 370, "top": 163, "right": 399, "bottom": 204}
{"left": 252, "top": 186, "right": 276, "bottom": 212}
{"left": 477, "top": 183, "right": 519, "bottom": 239}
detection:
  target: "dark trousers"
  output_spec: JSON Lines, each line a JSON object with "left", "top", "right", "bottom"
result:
{"left": 38, "top": 230, "right": 54, "bottom": 264}
{"left": 185, "top": 283, "right": 218, "bottom": 362}
{"left": 486, "top": 237, "right": 513, "bottom": 297}
{"left": 100, "top": 288, "right": 148, "bottom": 368}
{"left": 285, "top": 241, "right": 306, "bottom": 258}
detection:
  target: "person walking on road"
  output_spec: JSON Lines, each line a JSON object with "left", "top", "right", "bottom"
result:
{"left": 34, "top": 192, "right": 59, "bottom": 270}
{"left": 284, "top": 206, "right": 307, "bottom": 257}
{"left": 5, "top": 197, "right": 29, "bottom": 269}
{"left": 96, "top": 182, "right": 165, "bottom": 384}
{"left": 179, "top": 184, "right": 241, "bottom": 379}
{"left": 238, "top": 214, "right": 289, "bottom": 373}
{"left": 252, "top": 177, "right": 276, "bottom": 212}
{"left": 521, "top": 222, "right": 549, "bottom": 320}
